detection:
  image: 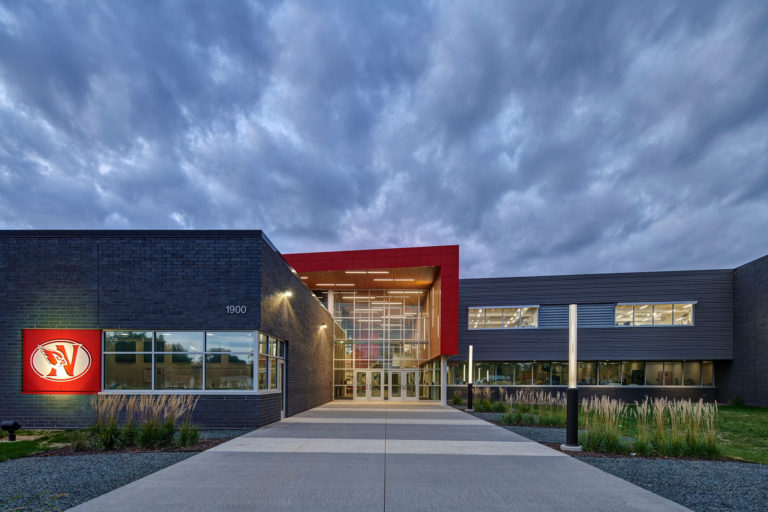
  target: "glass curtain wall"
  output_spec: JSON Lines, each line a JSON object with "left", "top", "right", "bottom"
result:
{"left": 331, "top": 290, "right": 433, "bottom": 399}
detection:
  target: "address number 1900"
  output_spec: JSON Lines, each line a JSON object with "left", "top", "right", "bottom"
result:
{"left": 226, "top": 305, "right": 247, "bottom": 314}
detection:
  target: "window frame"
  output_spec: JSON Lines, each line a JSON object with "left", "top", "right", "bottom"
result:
{"left": 614, "top": 301, "right": 697, "bottom": 327}
{"left": 467, "top": 305, "right": 540, "bottom": 329}
{"left": 101, "top": 330, "right": 286, "bottom": 394}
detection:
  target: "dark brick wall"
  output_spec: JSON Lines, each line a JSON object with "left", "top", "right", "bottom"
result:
{"left": 0, "top": 231, "right": 296, "bottom": 428}
{"left": 730, "top": 254, "right": 768, "bottom": 406}
{"left": 0, "top": 237, "right": 99, "bottom": 427}
{"left": 448, "top": 386, "right": 717, "bottom": 403}
{"left": 259, "top": 241, "right": 335, "bottom": 417}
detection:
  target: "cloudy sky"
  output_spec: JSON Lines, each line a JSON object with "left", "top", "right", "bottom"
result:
{"left": 1, "top": 1, "right": 767, "bottom": 277}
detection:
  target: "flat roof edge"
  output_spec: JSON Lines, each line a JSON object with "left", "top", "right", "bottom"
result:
{"left": 0, "top": 229, "right": 264, "bottom": 239}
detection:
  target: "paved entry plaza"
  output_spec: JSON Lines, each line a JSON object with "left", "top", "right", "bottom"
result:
{"left": 69, "top": 402, "right": 689, "bottom": 512}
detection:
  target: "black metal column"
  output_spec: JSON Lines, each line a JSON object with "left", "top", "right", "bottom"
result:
{"left": 566, "top": 387, "right": 578, "bottom": 446}
{"left": 467, "top": 382, "right": 473, "bottom": 410}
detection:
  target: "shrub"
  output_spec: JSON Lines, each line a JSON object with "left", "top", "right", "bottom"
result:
{"left": 490, "top": 401, "right": 508, "bottom": 413}
{"left": 520, "top": 412, "right": 534, "bottom": 425}
{"left": 139, "top": 420, "right": 161, "bottom": 449}
{"left": 70, "top": 430, "right": 90, "bottom": 452}
{"left": 177, "top": 420, "right": 200, "bottom": 447}
{"left": 160, "top": 418, "right": 176, "bottom": 447}
{"left": 96, "top": 420, "right": 120, "bottom": 451}
{"left": 119, "top": 422, "right": 138, "bottom": 448}
{"left": 451, "top": 392, "right": 463, "bottom": 406}
{"left": 731, "top": 395, "right": 744, "bottom": 406}
{"left": 499, "top": 411, "right": 516, "bottom": 425}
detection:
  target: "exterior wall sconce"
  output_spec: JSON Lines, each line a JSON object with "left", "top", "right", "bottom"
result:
{"left": 321, "top": 323, "right": 327, "bottom": 329}
{"left": 284, "top": 291, "right": 293, "bottom": 298}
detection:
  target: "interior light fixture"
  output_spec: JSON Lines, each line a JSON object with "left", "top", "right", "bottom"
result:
{"left": 388, "top": 290, "right": 423, "bottom": 294}
{"left": 335, "top": 283, "right": 355, "bottom": 287}
{"left": 345, "top": 271, "right": 367, "bottom": 274}
{"left": 316, "top": 283, "right": 335, "bottom": 287}
{"left": 394, "top": 278, "right": 414, "bottom": 282}
{"left": 367, "top": 271, "right": 389, "bottom": 274}
{"left": 373, "top": 278, "right": 394, "bottom": 282}
{"left": 300, "top": 276, "right": 309, "bottom": 280}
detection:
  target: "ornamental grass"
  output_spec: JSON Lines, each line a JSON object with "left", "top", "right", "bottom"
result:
{"left": 88, "top": 394, "right": 200, "bottom": 450}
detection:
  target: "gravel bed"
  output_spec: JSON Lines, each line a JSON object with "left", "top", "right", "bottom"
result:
{"left": 502, "top": 422, "right": 768, "bottom": 512}
{"left": 0, "top": 452, "right": 196, "bottom": 512}
{"left": 577, "top": 457, "right": 768, "bottom": 512}
{"left": 198, "top": 429, "right": 252, "bottom": 439}
{"left": 503, "top": 425, "right": 568, "bottom": 443}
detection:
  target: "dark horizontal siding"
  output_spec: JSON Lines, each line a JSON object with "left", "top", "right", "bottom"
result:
{"left": 459, "top": 269, "right": 733, "bottom": 361}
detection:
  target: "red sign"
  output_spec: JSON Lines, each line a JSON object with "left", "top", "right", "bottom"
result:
{"left": 23, "top": 329, "right": 101, "bottom": 394}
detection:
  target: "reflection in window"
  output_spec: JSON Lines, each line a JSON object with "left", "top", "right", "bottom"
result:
{"left": 468, "top": 309, "right": 484, "bottom": 329}
{"left": 621, "top": 361, "right": 645, "bottom": 386}
{"left": 551, "top": 363, "right": 568, "bottom": 386}
{"left": 577, "top": 362, "right": 597, "bottom": 385}
{"left": 503, "top": 308, "right": 520, "bottom": 328}
{"left": 615, "top": 305, "right": 633, "bottom": 326}
{"left": 653, "top": 304, "right": 673, "bottom": 325}
{"left": 467, "top": 306, "right": 539, "bottom": 329}
{"left": 454, "top": 360, "right": 713, "bottom": 387}
{"left": 205, "top": 354, "right": 253, "bottom": 390}
{"left": 104, "top": 354, "right": 152, "bottom": 390}
{"left": 155, "top": 331, "right": 204, "bottom": 352}
{"left": 645, "top": 362, "right": 663, "bottom": 385}
{"left": 515, "top": 362, "right": 532, "bottom": 385}
{"left": 155, "top": 353, "right": 203, "bottom": 390}
{"left": 683, "top": 361, "right": 701, "bottom": 386}
{"left": 616, "top": 303, "right": 695, "bottom": 326}
{"left": 598, "top": 362, "right": 621, "bottom": 385}
{"left": 485, "top": 309, "right": 503, "bottom": 328}
{"left": 520, "top": 307, "right": 538, "bottom": 327}
{"left": 634, "top": 305, "right": 653, "bottom": 326}
{"left": 665, "top": 361, "right": 682, "bottom": 385}
{"left": 533, "top": 362, "right": 551, "bottom": 385}
{"left": 674, "top": 304, "right": 694, "bottom": 325}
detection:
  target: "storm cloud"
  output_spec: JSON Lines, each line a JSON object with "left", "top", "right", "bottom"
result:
{"left": 1, "top": 0, "right": 767, "bottom": 277}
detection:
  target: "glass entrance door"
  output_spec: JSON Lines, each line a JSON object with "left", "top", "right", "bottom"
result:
{"left": 354, "top": 370, "right": 384, "bottom": 400}
{"left": 389, "top": 370, "right": 418, "bottom": 401}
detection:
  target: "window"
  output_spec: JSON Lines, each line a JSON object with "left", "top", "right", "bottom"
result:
{"left": 621, "top": 361, "right": 645, "bottom": 386}
{"left": 551, "top": 363, "right": 568, "bottom": 386}
{"left": 615, "top": 303, "right": 696, "bottom": 326}
{"left": 102, "top": 330, "right": 284, "bottom": 393}
{"left": 454, "top": 360, "right": 713, "bottom": 387}
{"left": 645, "top": 362, "right": 663, "bottom": 385}
{"left": 467, "top": 306, "right": 539, "bottom": 329}
{"left": 683, "top": 361, "right": 701, "bottom": 386}
{"left": 598, "top": 362, "right": 621, "bottom": 385}
{"left": 577, "top": 362, "right": 597, "bottom": 385}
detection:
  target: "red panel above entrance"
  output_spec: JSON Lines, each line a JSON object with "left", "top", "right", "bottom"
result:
{"left": 284, "top": 246, "right": 459, "bottom": 357}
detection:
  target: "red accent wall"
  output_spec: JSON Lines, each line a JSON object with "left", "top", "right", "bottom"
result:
{"left": 284, "top": 246, "right": 459, "bottom": 357}
{"left": 22, "top": 329, "right": 102, "bottom": 394}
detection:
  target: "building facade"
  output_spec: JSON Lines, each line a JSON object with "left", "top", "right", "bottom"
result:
{"left": 0, "top": 231, "right": 765, "bottom": 430}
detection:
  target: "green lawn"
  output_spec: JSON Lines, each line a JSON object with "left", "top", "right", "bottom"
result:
{"left": 0, "top": 430, "right": 71, "bottom": 462}
{"left": 716, "top": 405, "right": 768, "bottom": 465}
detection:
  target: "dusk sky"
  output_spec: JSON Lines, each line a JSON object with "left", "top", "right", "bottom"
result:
{"left": 1, "top": 1, "right": 767, "bottom": 278}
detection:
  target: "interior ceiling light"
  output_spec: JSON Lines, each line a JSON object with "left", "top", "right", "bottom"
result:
{"left": 373, "top": 278, "right": 394, "bottom": 282}
{"left": 344, "top": 271, "right": 367, "bottom": 274}
{"left": 388, "top": 290, "right": 423, "bottom": 294}
{"left": 316, "top": 283, "right": 335, "bottom": 287}
{"left": 300, "top": 276, "right": 308, "bottom": 280}
{"left": 394, "top": 278, "right": 414, "bottom": 282}
{"left": 335, "top": 283, "right": 355, "bottom": 287}
{"left": 367, "top": 271, "right": 389, "bottom": 274}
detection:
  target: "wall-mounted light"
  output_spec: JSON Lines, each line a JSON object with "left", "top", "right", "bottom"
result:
{"left": 321, "top": 323, "right": 327, "bottom": 329}
{"left": 284, "top": 291, "right": 293, "bottom": 298}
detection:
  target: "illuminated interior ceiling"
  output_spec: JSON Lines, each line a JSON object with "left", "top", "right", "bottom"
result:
{"left": 298, "top": 266, "right": 437, "bottom": 291}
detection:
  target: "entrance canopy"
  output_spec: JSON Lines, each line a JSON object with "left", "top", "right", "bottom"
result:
{"left": 283, "top": 245, "right": 459, "bottom": 358}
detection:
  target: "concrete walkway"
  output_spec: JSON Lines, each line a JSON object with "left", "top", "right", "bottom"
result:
{"left": 68, "top": 402, "right": 689, "bottom": 511}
